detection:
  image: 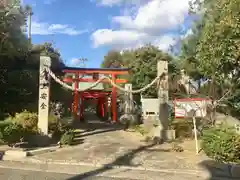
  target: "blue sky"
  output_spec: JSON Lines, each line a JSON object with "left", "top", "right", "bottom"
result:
{"left": 22, "top": 0, "right": 194, "bottom": 68}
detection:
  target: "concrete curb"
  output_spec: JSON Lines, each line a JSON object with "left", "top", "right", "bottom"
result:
{"left": 0, "top": 146, "right": 59, "bottom": 160}
{"left": 27, "top": 146, "right": 59, "bottom": 156}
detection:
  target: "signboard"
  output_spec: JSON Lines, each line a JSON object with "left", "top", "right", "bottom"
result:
{"left": 174, "top": 98, "right": 210, "bottom": 118}
{"left": 38, "top": 56, "right": 51, "bottom": 135}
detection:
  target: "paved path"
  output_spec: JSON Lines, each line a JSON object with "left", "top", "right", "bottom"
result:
{"left": 32, "top": 116, "right": 208, "bottom": 171}
{"left": 0, "top": 161, "right": 206, "bottom": 180}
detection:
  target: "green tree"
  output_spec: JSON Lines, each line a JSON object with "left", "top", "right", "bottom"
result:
{"left": 179, "top": 22, "right": 204, "bottom": 83}
{"left": 179, "top": 0, "right": 240, "bottom": 117}
{"left": 101, "top": 45, "right": 180, "bottom": 101}
{"left": 0, "top": 4, "right": 31, "bottom": 116}
{"left": 0, "top": 4, "right": 68, "bottom": 117}
{"left": 101, "top": 50, "right": 123, "bottom": 68}
{"left": 196, "top": 0, "right": 240, "bottom": 83}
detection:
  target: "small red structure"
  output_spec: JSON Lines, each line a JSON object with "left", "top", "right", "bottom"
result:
{"left": 62, "top": 67, "right": 129, "bottom": 122}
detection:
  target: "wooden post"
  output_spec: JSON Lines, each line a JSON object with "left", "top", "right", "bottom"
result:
{"left": 112, "top": 74, "right": 117, "bottom": 122}
{"left": 79, "top": 93, "right": 84, "bottom": 121}
{"left": 96, "top": 98, "right": 100, "bottom": 117}
{"left": 104, "top": 96, "right": 109, "bottom": 120}
{"left": 157, "top": 60, "right": 169, "bottom": 140}
{"left": 108, "top": 97, "right": 112, "bottom": 122}
{"left": 73, "top": 73, "right": 79, "bottom": 121}
{"left": 100, "top": 97, "right": 105, "bottom": 118}
{"left": 98, "top": 98, "right": 103, "bottom": 118}
{"left": 38, "top": 56, "right": 51, "bottom": 135}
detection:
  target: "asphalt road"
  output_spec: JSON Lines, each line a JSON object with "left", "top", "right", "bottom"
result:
{"left": 0, "top": 167, "right": 129, "bottom": 180}
{"left": 0, "top": 165, "right": 234, "bottom": 180}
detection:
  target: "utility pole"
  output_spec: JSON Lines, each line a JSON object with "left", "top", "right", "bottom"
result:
{"left": 26, "top": 6, "right": 33, "bottom": 46}
{"left": 79, "top": 58, "right": 88, "bottom": 68}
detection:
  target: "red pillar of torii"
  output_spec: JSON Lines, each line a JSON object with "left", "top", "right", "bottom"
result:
{"left": 62, "top": 67, "right": 129, "bottom": 123}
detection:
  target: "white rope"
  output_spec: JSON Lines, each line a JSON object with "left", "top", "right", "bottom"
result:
{"left": 45, "top": 67, "right": 162, "bottom": 94}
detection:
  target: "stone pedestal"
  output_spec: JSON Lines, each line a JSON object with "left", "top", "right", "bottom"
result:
{"left": 144, "top": 116, "right": 175, "bottom": 141}
{"left": 231, "top": 164, "right": 240, "bottom": 178}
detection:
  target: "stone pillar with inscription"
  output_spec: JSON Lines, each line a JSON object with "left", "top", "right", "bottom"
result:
{"left": 38, "top": 56, "right": 51, "bottom": 135}
{"left": 157, "top": 60, "right": 169, "bottom": 140}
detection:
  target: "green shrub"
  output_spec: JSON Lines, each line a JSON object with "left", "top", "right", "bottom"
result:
{"left": 201, "top": 126, "right": 240, "bottom": 163}
{"left": 48, "top": 113, "right": 60, "bottom": 133}
{"left": 13, "top": 110, "right": 38, "bottom": 131}
{"left": 48, "top": 114, "right": 61, "bottom": 141}
{"left": 171, "top": 120, "right": 193, "bottom": 138}
{"left": 132, "top": 125, "right": 148, "bottom": 136}
{"left": 0, "top": 121, "right": 11, "bottom": 132}
{"left": 2, "top": 123, "right": 25, "bottom": 144}
{"left": 49, "top": 113, "right": 67, "bottom": 131}
{"left": 3, "top": 116, "right": 14, "bottom": 123}
{"left": 1, "top": 120, "right": 38, "bottom": 145}
{"left": 0, "top": 131, "right": 4, "bottom": 145}
{"left": 0, "top": 121, "right": 10, "bottom": 144}
{"left": 60, "top": 129, "right": 75, "bottom": 145}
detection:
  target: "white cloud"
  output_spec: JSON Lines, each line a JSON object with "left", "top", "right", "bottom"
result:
{"left": 112, "top": 0, "right": 190, "bottom": 33}
{"left": 153, "top": 35, "right": 177, "bottom": 51}
{"left": 181, "top": 28, "right": 193, "bottom": 39}
{"left": 30, "top": 21, "right": 87, "bottom": 35}
{"left": 69, "top": 58, "right": 81, "bottom": 66}
{"left": 91, "top": 29, "right": 149, "bottom": 48}
{"left": 69, "top": 58, "right": 88, "bottom": 67}
{"left": 91, "top": 29, "right": 178, "bottom": 51}
{"left": 91, "top": 0, "right": 193, "bottom": 51}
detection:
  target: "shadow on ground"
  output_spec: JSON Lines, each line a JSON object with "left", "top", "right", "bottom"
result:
{"left": 68, "top": 113, "right": 125, "bottom": 147}
{"left": 199, "top": 160, "right": 240, "bottom": 180}
{"left": 65, "top": 145, "right": 240, "bottom": 180}
{"left": 66, "top": 143, "right": 158, "bottom": 180}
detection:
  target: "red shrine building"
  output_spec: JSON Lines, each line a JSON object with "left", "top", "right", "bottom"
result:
{"left": 62, "top": 67, "right": 130, "bottom": 123}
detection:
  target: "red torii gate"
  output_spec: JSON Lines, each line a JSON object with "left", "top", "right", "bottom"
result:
{"left": 62, "top": 67, "right": 129, "bottom": 123}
